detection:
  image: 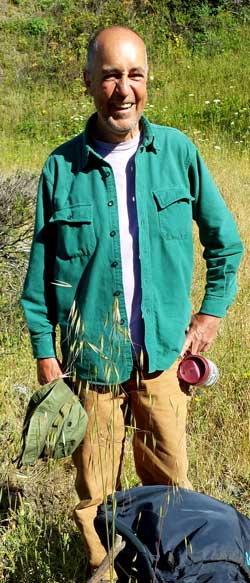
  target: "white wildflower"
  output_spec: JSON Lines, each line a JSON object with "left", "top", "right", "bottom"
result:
{"left": 14, "top": 384, "right": 30, "bottom": 395}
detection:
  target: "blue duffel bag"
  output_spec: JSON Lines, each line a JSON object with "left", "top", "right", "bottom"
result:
{"left": 94, "top": 485, "right": 250, "bottom": 582}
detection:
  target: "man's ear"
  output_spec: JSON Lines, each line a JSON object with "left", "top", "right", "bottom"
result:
{"left": 84, "top": 70, "right": 92, "bottom": 95}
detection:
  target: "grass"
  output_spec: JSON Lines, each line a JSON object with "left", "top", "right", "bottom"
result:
{"left": 0, "top": 5, "right": 249, "bottom": 172}
{"left": 0, "top": 3, "right": 250, "bottom": 581}
{"left": 187, "top": 146, "right": 250, "bottom": 511}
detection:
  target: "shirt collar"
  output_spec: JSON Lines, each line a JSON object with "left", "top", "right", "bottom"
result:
{"left": 81, "top": 113, "right": 159, "bottom": 169}
{"left": 140, "top": 115, "right": 160, "bottom": 152}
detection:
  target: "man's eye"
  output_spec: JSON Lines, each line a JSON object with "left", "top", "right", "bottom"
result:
{"left": 103, "top": 74, "right": 117, "bottom": 81}
{"left": 130, "top": 73, "right": 144, "bottom": 79}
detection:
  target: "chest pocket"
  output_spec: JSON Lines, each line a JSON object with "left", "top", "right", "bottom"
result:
{"left": 49, "top": 203, "right": 96, "bottom": 259}
{"left": 153, "top": 188, "right": 194, "bottom": 239}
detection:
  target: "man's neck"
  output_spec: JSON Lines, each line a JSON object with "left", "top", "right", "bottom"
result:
{"left": 94, "top": 117, "right": 141, "bottom": 144}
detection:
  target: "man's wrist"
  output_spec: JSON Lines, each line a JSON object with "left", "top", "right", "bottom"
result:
{"left": 196, "top": 313, "right": 222, "bottom": 320}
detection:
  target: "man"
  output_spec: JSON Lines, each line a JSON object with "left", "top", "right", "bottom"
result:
{"left": 21, "top": 26, "right": 243, "bottom": 580}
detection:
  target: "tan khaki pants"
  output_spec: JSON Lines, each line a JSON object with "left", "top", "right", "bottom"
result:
{"left": 72, "top": 360, "right": 191, "bottom": 569}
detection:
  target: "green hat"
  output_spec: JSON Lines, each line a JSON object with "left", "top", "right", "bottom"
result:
{"left": 16, "top": 379, "right": 88, "bottom": 467}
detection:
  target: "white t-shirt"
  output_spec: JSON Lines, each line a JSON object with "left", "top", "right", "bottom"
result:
{"left": 93, "top": 133, "right": 144, "bottom": 354}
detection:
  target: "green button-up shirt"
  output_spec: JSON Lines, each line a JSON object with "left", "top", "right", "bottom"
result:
{"left": 21, "top": 115, "right": 243, "bottom": 384}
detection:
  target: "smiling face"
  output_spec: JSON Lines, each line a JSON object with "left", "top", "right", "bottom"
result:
{"left": 84, "top": 27, "right": 148, "bottom": 142}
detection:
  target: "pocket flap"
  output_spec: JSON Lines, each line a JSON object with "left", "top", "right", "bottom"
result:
{"left": 50, "top": 204, "right": 93, "bottom": 224}
{"left": 153, "top": 188, "right": 194, "bottom": 210}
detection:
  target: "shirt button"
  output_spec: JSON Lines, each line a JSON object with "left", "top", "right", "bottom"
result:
{"left": 113, "top": 290, "right": 121, "bottom": 296}
{"left": 120, "top": 319, "right": 125, "bottom": 325}
{"left": 111, "top": 261, "right": 118, "bottom": 268}
{"left": 110, "top": 230, "right": 116, "bottom": 237}
{"left": 107, "top": 200, "right": 114, "bottom": 207}
{"left": 104, "top": 170, "right": 111, "bottom": 177}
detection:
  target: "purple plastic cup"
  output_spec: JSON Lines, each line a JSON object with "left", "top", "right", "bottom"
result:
{"left": 177, "top": 354, "right": 219, "bottom": 387}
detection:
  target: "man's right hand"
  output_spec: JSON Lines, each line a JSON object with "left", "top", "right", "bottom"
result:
{"left": 37, "top": 357, "right": 63, "bottom": 385}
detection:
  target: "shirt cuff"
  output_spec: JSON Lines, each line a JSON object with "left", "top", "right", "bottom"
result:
{"left": 30, "top": 332, "right": 57, "bottom": 359}
{"left": 199, "top": 296, "right": 228, "bottom": 318}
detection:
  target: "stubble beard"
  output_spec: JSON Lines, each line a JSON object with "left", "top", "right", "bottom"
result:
{"left": 105, "top": 114, "right": 140, "bottom": 137}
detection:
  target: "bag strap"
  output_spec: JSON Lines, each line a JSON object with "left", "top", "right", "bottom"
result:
{"left": 98, "top": 512, "right": 155, "bottom": 579}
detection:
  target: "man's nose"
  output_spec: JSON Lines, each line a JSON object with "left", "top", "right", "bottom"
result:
{"left": 115, "top": 75, "right": 130, "bottom": 96}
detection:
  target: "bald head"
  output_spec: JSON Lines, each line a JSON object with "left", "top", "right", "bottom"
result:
{"left": 86, "top": 26, "right": 148, "bottom": 75}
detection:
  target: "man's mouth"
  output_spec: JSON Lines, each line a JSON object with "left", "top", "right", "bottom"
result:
{"left": 111, "top": 103, "right": 135, "bottom": 110}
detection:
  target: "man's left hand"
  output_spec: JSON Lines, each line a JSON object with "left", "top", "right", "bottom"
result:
{"left": 181, "top": 313, "right": 221, "bottom": 356}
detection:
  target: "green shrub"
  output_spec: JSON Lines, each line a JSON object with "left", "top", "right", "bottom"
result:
{"left": 24, "top": 17, "right": 49, "bottom": 35}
